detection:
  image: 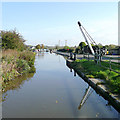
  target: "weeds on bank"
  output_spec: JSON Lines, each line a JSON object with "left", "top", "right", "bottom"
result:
{"left": 1, "top": 49, "right": 36, "bottom": 83}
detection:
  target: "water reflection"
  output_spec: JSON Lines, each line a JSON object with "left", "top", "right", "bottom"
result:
{"left": 2, "top": 53, "right": 119, "bottom": 118}
{"left": 105, "top": 101, "right": 114, "bottom": 112}
{"left": 78, "top": 86, "right": 93, "bottom": 110}
{"left": 37, "top": 52, "right": 45, "bottom": 59}
{"left": 2, "top": 73, "right": 35, "bottom": 102}
{"left": 69, "top": 68, "right": 76, "bottom": 77}
{"left": 2, "top": 93, "right": 8, "bottom": 102}
{"left": 74, "top": 71, "right": 76, "bottom": 76}
{"left": 58, "top": 56, "right": 61, "bottom": 63}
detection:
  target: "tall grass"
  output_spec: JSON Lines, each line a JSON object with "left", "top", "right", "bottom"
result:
{"left": 1, "top": 49, "right": 36, "bottom": 83}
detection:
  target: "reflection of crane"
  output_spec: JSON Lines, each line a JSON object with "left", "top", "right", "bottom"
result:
{"left": 78, "top": 86, "right": 93, "bottom": 110}
{"left": 78, "top": 21, "right": 97, "bottom": 55}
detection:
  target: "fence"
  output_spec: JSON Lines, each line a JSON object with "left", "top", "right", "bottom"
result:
{"left": 100, "top": 56, "right": 120, "bottom": 74}
{"left": 68, "top": 51, "right": 120, "bottom": 74}
{"left": 83, "top": 52, "right": 120, "bottom": 74}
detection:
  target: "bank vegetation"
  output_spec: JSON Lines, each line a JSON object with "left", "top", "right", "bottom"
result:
{"left": 71, "top": 59, "right": 120, "bottom": 94}
{"left": 1, "top": 30, "right": 36, "bottom": 92}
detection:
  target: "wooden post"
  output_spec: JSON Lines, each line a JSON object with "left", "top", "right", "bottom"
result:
{"left": 97, "top": 53, "right": 99, "bottom": 64}
{"left": 94, "top": 49, "right": 97, "bottom": 64}
{"left": 96, "top": 53, "right": 98, "bottom": 64}
{"left": 88, "top": 53, "right": 89, "bottom": 61}
{"left": 70, "top": 52, "right": 73, "bottom": 60}
{"left": 83, "top": 51, "right": 85, "bottom": 58}
{"left": 109, "top": 58, "right": 111, "bottom": 71}
{"left": 74, "top": 53, "right": 76, "bottom": 61}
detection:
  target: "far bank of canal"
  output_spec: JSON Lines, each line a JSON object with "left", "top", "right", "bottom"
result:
{"left": 2, "top": 52, "right": 120, "bottom": 118}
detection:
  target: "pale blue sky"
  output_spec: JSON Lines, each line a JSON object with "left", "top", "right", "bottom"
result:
{"left": 2, "top": 2, "right": 118, "bottom": 46}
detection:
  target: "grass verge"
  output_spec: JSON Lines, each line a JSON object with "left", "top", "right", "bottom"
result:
{"left": 71, "top": 59, "right": 120, "bottom": 94}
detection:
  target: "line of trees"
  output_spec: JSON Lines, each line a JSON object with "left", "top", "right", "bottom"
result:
{"left": 35, "top": 44, "right": 44, "bottom": 50}
{"left": 57, "top": 41, "right": 119, "bottom": 54}
{"left": 76, "top": 42, "right": 119, "bottom": 54}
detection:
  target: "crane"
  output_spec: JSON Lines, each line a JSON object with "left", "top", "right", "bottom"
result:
{"left": 78, "top": 21, "right": 97, "bottom": 55}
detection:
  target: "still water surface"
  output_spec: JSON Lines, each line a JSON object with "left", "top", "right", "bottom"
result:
{"left": 2, "top": 52, "right": 119, "bottom": 118}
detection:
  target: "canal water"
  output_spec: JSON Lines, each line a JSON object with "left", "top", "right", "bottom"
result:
{"left": 2, "top": 52, "right": 119, "bottom": 118}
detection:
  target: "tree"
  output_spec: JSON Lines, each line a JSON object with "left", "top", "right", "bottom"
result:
{"left": 63, "top": 46, "right": 70, "bottom": 50}
{"left": 108, "top": 44, "right": 116, "bottom": 50}
{"left": 69, "top": 47, "right": 75, "bottom": 52}
{"left": 91, "top": 44, "right": 94, "bottom": 47}
{"left": 41, "top": 44, "right": 44, "bottom": 49}
{"left": 98, "top": 43, "right": 103, "bottom": 48}
{"left": 36, "top": 44, "right": 41, "bottom": 49}
{"left": 115, "top": 46, "right": 120, "bottom": 49}
{"left": 55, "top": 45, "right": 59, "bottom": 50}
{"left": 79, "top": 42, "right": 86, "bottom": 53}
{"left": 79, "top": 42, "right": 86, "bottom": 50}
{"left": 2, "top": 30, "right": 25, "bottom": 51}
{"left": 75, "top": 46, "right": 80, "bottom": 53}
{"left": 103, "top": 45, "right": 109, "bottom": 49}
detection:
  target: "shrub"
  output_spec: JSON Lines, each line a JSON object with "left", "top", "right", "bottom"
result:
{"left": 1, "top": 30, "right": 25, "bottom": 51}
{"left": 19, "top": 50, "right": 35, "bottom": 66}
{"left": 29, "top": 66, "right": 36, "bottom": 73}
{"left": 16, "top": 59, "right": 30, "bottom": 74}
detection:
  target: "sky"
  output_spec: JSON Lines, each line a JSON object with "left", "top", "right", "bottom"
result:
{"left": 2, "top": 2, "right": 118, "bottom": 46}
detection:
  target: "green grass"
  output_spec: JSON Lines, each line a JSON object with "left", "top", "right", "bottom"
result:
{"left": 71, "top": 59, "right": 120, "bottom": 94}
{"left": 101, "top": 61, "right": 120, "bottom": 72}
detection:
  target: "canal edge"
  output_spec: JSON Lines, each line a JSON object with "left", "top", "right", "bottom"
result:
{"left": 54, "top": 51, "right": 120, "bottom": 113}
{"left": 66, "top": 59, "right": 120, "bottom": 113}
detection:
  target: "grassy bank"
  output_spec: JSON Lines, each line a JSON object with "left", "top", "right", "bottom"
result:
{"left": 71, "top": 59, "right": 120, "bottom": 94}
{"left": 1, "top": 49, "right": 36, "bottom": 88}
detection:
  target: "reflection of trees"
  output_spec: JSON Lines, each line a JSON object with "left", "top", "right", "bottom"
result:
{"left": 2, "top": 93, "right": 8, "bottom": 102}
{"left": 78, "top": 86, "right": 93, "bottom": 110}
{"left": 2, "top": 72, "right": 35, "bottom": 102}
{"left": 37, "top": 52, "right": 44, "bottom": 59}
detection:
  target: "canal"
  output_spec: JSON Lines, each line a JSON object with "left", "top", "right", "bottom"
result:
{"left": 2, "top": 52, "right": 119, "bottom": 118}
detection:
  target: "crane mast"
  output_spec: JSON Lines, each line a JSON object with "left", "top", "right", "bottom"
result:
{"left": 78, "top": 21, "right": 97, "bottom": 55}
